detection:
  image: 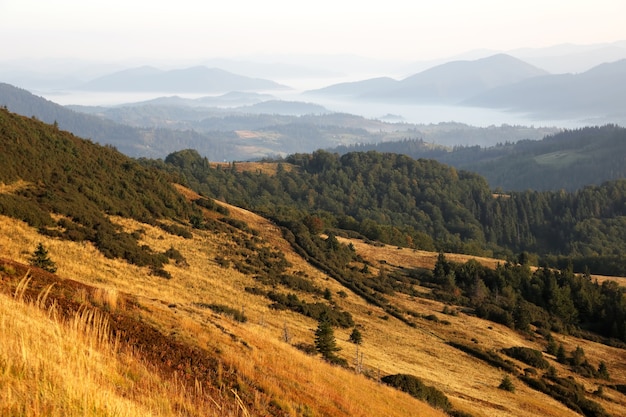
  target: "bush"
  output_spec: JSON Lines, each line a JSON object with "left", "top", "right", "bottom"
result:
{"left": 499, "top": 375, "right": 515, "bottom": 392}
{"left": 349, "top": 327, "right": 363, "bottom": 344}
{"left": 195, "top": 303, "right": 247, "bottom": 323}
{"left": 381, "top": 374, "right": 451, "bottom": 412}
{"left": 502, "top": 346, "right": 550, "bottom": 369}
{"left": 164, "top": 246, "right": 187, "bottom": 266}
{"left": 448, "top": 342, "right": 517, "bottom": 374}
{"left": 157, "top": 221, "right": 193, "bottom": 239}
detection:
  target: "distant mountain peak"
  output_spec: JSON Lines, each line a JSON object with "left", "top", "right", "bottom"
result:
{"left": 77, "top": 66, "right": 289, "bottom": 93}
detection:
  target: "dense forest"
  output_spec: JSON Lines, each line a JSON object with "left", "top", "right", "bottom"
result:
{"left": 155, "top": 148, "right": 626, "bottom": 276}
{"left": 331, "top": 125, "right": 626, "bottom": 191}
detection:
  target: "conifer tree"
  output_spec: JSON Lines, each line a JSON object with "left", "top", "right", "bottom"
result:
{"left": 349, "top": 327, "right": 363, "bottom": 345}
{"left": 315, "top": 311, "right": 340, "bottom": 360}
{"left": 29, "top": 242, "right": 57, "bottom": 273}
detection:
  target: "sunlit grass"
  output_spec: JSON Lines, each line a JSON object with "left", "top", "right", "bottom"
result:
{"left": 0, "top": 277, "right": 226, "bottom": 417}
{"left": 2, "top": 205, "right": 626, "bottom": 417}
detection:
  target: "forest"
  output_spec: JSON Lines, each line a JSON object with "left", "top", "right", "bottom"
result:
{"left": 155, "top": 148, "right": 626, "bottom": 276}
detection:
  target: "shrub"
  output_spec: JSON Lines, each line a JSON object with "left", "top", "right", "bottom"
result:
{"left": 502, "top": 346, "right": 550, "bottom": 369}
{"left": 499, "top": 375, "right": 515, "bottom": 392}
{"left": 157, "top": 221, "right": 193, "bottom": 239}
{"left": 195, "top": 303, "right": 247, "bottom": 323}
{"left": 349, "top": 328, "right": 363, "bottom": 344}
{"left": 381, "top": 374, "right": 451, "bottom": 412}
{"left": 163, "top": 246, "right": 187, "bottom": 266}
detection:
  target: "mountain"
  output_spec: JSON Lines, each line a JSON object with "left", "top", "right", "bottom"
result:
{"left": 306, "top": 54, "right": 548, "bottom": 103}
{"left": 236, "top": 100, "right": 329, "bottom": 115}
{"left": 0, "top": 82, "right": 560, "bottom": 162}
{"left": 465, "top": 59, "right": 626, "bottom": 119}
{"left": 77, "top": 65, "right": 290, "bottom": 93}
{"left": 0, "top": 82, "right": 150, "bottom": 156}
{"left": 377, "top": 54, "right": 549, "bottom": 102}
{"left": 121, "top": 91, "right": 277, "bottom": 107}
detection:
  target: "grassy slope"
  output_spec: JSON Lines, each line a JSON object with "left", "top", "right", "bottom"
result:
{"left": 0, "top": 207, "right": 446, "bottom": 417}
{"left": 2, "top": 179, "right": 626, "bottom": 416}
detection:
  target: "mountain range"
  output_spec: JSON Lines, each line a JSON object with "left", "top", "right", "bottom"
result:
{"left": 307, "top": 54, "right": 548, "bottom": 103}
{"left": 306, "top": 54, "right": 626, "bottom": 122}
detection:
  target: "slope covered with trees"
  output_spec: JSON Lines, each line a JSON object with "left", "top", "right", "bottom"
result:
{"left": 159, "top": 148, "right": 626, "bottom": 276}
{"left": 331, "top": 125, "right": 626, "bottom": 191}
{"left": 0, "top": 107, "right": 199, "bottom": 273}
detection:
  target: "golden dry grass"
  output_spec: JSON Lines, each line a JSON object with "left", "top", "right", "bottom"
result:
{"left": 209, "top": 161, "right": 296, "bottom": 175}
{"left": 0, "top": 180, "right": 32, "bottom": 194}
{"left": 1, "top": 191, "right": 626, "bottom": 417}
{"left": 336, "top": 236, "right": 505, "bottom": 271}
{"left": 0, "top": 277, "right": 228, "bottom": 417}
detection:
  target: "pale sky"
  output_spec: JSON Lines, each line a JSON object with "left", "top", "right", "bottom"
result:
{"left": 1, "top": 0, "right": 625, "bottom": 62}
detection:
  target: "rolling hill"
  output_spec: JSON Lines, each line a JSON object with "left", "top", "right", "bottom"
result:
{"left": 2, "top": 109, "right": 626, "bottom": 416}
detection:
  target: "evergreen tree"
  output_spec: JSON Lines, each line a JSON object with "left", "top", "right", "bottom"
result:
{"left": 556, "top": 343, "right": 567, "bottom": 364}
{"left": 29, "top": 242, "right": 57, "bottom": 273}
{"left": 349, "top": 327, "right": 363, "bottom": 345}
{"left": 315, "top": 311, "right": 340, "bottom": 359}
{"left": 597, "top": 361, "right": 610, "bottom": 380}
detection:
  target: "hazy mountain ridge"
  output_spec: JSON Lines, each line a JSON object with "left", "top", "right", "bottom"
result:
{"left": 305, "top": 54, "right": 626, "bottom": 124}
{"left": 2, "top": 82, "right": 560, "bottom": 162}
{"left": 465, "top": 59, "right": 626, "bottom": 117}
{"left": 306, "top": 54, "right": 548, "bottom": 102}
{"left": 77, "top": 65, "right": 290, "bottom": 93}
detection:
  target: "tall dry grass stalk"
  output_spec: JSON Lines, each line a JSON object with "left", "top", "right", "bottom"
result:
{"left": 0, "top": 277, "right": 226, "bottom": 417}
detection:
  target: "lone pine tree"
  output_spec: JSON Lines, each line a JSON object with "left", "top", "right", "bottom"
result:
{"left": 29, "top": 242, "right": 57, "bottom": 273}
{"left": 315, "top": 311, "right": 340, "bottom": 360}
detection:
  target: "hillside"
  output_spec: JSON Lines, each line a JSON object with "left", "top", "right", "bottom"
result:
{"left": 161, "top": 148, "right": 626, "bottom": 277}
{"left": 0, "top": 83, "right": 242, "bottom": 160}
{"left": 2, "top": 194, "right": 625, "bottom": 417}
{"left": 331, "top": 125, "right": 626, "bottom": 191}
{"left": 2, "top": 110, "right": 626, "bottom": 416}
